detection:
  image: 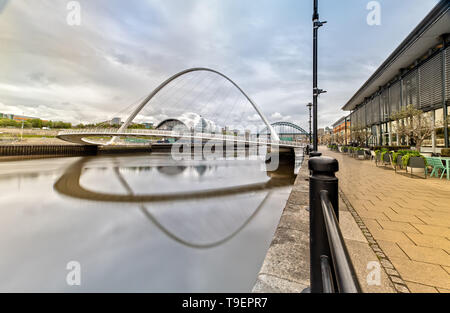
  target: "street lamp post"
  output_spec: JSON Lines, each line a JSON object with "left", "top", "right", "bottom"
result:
{"left": 312, "top": 0, "right": 326, "bottom": 151}
{"left": 307, "top": 102, "right": 312, "bottom": 144}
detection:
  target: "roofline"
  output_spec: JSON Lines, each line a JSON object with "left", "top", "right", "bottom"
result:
{"left": 342, "top": 0, "right": 450, "bottom": 111}
{"left": 332, "top": 115, "right": 350, "bottom": 127}
{"left": 155, "top": 118, "right": 187, "bottom": 129}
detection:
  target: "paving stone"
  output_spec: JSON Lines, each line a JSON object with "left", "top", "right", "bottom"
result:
{"left": 443, "top": 266, "right": 450, "bottom": 275}
{"left": 377, "top": 220, "right": 421, "bottom": 234}
{"left": 390, "top": 257, "right": 450, "bottom": 290}
{"left": 340, "top": 211, "right": 367, "bottom": 243}
{"left": 385, "top": 268, "right": 400, "bottom": 276}
{"left": 405, "top": 281, "right": 439, "bottom": 293}
{"left": 380, "top": 259, "right": 394, "bottom": 269}
{"left": 405, "top": 233, "right": 450, "bottom": 251}
{"left": 383, "top": 212, "right": 424, "bottom": 224}
{"left": 412, "top": 224, "right": 450, "bottom": 238}
{"left": 322, "top": 148, "right": 450, "bottom": 292}
{"left": 394, "top": 284, "right": 410, "bottom": 293}
{"left": 377, "top": 240, "right": 409, "bottom": 259}
{"left": 370, "top": 228, "right": 415, "bottom": 244}
{"left": 391, "top": 276, "right": 404, "bottom": 284}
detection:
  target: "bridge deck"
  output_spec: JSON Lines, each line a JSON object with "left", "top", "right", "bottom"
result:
{"left": 57, "top": 129, "right": 305, "bottom": 148}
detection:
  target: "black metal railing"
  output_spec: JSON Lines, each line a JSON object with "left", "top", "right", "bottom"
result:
{"left": 309, "top": 156, "right": 361, "bottom": 293}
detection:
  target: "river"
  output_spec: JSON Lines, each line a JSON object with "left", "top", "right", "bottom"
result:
{"left": 0, "top": 152, "right": 298, "bottom": 292}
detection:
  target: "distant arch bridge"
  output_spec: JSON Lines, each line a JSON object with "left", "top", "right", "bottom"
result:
{"left": 258, "top": 122, "right": 309, "bottom": 141}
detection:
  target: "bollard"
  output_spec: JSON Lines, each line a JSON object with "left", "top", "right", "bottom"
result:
{"left": 309, "top": 156, "right": 339, "bottom": 293}
{"left": 310, "top": 151, "right": 322, "bottom": 157}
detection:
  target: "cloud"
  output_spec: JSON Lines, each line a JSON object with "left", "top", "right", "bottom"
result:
{"left": 0, "top": 0, "right": 439, "bottom": 128}
{"left": 271, "top": 112, "right": 282, "bottom": 120}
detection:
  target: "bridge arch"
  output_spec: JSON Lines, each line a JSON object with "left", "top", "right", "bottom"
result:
{"left": 258, "top": 121, "right": 308, "bottom": 137}
{"left": 118, "top": 67, "right": 280, "bottom": 141}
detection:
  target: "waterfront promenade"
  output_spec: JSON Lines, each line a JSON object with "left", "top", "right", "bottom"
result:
{"left": 323, "top": 147, "right": 450, "bottom": 292}
{"left": 253, "top": 154, "right": 395, "bottom": 293}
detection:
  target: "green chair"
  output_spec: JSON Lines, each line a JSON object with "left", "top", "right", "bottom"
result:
{"left": 426, "top": 157, "right": 447, "bottom": 179}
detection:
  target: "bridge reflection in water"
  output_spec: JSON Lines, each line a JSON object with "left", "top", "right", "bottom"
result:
{"left": 0, "top": 152, "right": 299, "bottom": 292}
{"left": 54, "top": 153, "right": 297, "bottom": 249}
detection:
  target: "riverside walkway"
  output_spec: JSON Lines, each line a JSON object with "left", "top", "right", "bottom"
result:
{"left": 253, "top": 154, "right": 395, "bottom": 293}
{"left": 323, "top": 147, "right": 450, "bottom": 292}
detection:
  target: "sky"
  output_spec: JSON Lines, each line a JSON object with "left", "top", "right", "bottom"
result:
{"left": 0, "top": 0, "right": 441, "bottom": 129}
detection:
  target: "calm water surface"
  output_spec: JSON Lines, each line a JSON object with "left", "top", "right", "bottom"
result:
{"left": 0, "top": 153, "right": 297, "bottom": 292}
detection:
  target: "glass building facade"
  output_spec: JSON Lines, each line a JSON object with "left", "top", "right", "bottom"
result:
{"left": 343, "top": 1, "right": 450, "bottom": 152}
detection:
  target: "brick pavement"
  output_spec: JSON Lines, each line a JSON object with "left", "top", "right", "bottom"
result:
{"left": 322, "top": 147, "right": 450, "bottom": 293}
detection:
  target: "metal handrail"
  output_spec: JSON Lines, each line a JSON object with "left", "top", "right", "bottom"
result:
{"left": 320, "top": 190, "right": 361, "bottom": 293}
{"left": 320, "top": 255, "right": 335, "bottom": 293}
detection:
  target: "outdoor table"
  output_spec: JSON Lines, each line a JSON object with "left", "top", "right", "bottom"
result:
{"left": 440, "top": 157, "right": 450, "bottom": 180}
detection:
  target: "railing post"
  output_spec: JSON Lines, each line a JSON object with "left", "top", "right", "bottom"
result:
{"left": 309, "top": 156, "right": 339, "bottom": 293}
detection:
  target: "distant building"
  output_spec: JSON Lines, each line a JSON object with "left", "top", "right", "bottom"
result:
{"left": 156, "top": 118, "right": 188, "bottom": 132}
{"left": 142, "top": 122, "right": 154, "bottom": 129}
{"left": 245, "top": 130, "right": 251, "bottom": 141}
{"left": 332, "top": 116, "right": 351, "bottom": 144}
{"left": 111, "top": 117, "right": 122, "bottom": 126}
{"left": 156, "top": 113, "right": 217, "bottom": 133}
{"left": 0, "top": 113, "right": 13, "bottom": 119}
{"left": 0, "top": 112, "right": 46, "bottom": 122}
{"left": 194, "top": 117, "right": 208, "bottom": 133}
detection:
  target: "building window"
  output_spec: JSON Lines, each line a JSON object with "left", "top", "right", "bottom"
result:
{"left": 435, "top": 108, "right": 445, "bottom": 147}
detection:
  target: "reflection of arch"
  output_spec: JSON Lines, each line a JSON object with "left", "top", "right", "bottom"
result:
{"left": 137, "top": 195, "right": 270, "bottom": 249}
{"left": 53, "top": 156, "right": 295, "bottom": 249}
{"left": 156, "top": 166, "right": 187, "bottom": 176}
{"left": 53, "top": 157, "right": 294, "bottom": 203}
{"left": 112, "top": 165, "right": 272, "bottom": 249}
{"left": 117, "top": 68, "right": 280, "bottom": 141}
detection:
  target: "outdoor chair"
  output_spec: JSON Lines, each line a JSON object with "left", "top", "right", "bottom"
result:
{"left": 364, "top": 149, "right": 371, "bottom": 160}
{"left": 426, "top": 157, "right": 447, "bottom": 179}
{"left": 370, "top": 150, "right": 376, "bottom": 161}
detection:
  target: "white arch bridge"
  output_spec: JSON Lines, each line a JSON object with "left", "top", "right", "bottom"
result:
{"left": 57, "top": 67, "right": 305, "bottom": 149}
{"left": 56, "top": 128, "right": 305, "bottom": 149}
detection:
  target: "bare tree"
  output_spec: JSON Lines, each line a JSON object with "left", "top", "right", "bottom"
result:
{"left": 391, "top": 104, "right": 439, "bottom": 150}
{"left": 321, "top": 133, "right": 332, "bottom": 145}
{"left": 351, "top": 123, "right": 369, "bottom": 146}
{"left": 335, "top": 132, "right": 344, "bottom": 145}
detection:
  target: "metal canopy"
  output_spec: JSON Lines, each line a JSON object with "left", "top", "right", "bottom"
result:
{"left": 342, "top": 0, "right": 450, "bottom": 111}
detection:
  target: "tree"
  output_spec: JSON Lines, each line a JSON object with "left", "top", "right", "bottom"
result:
{"left": 351, "top": 123, "right": 369, "bottom": 146}
{"left": 31, "top": 119, "right": 43, "bottom": 128}
{"left": 334, "top": 133, "right": 344, "bottom": 145}
{"left": 391, "top": 104, "right": 439, "bottom": 150}
{"left": 320, "top": 133, "right": 332, "bottom": 145}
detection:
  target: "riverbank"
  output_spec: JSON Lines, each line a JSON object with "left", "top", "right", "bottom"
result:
{"left": 252, "top": 154, "right": 396, "bottom": 293}
{"left": 0, "top": 144, "right": 152, "bottom": 161}
{"left": 252, "top": 156, "right": 310, "bottom": 292}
